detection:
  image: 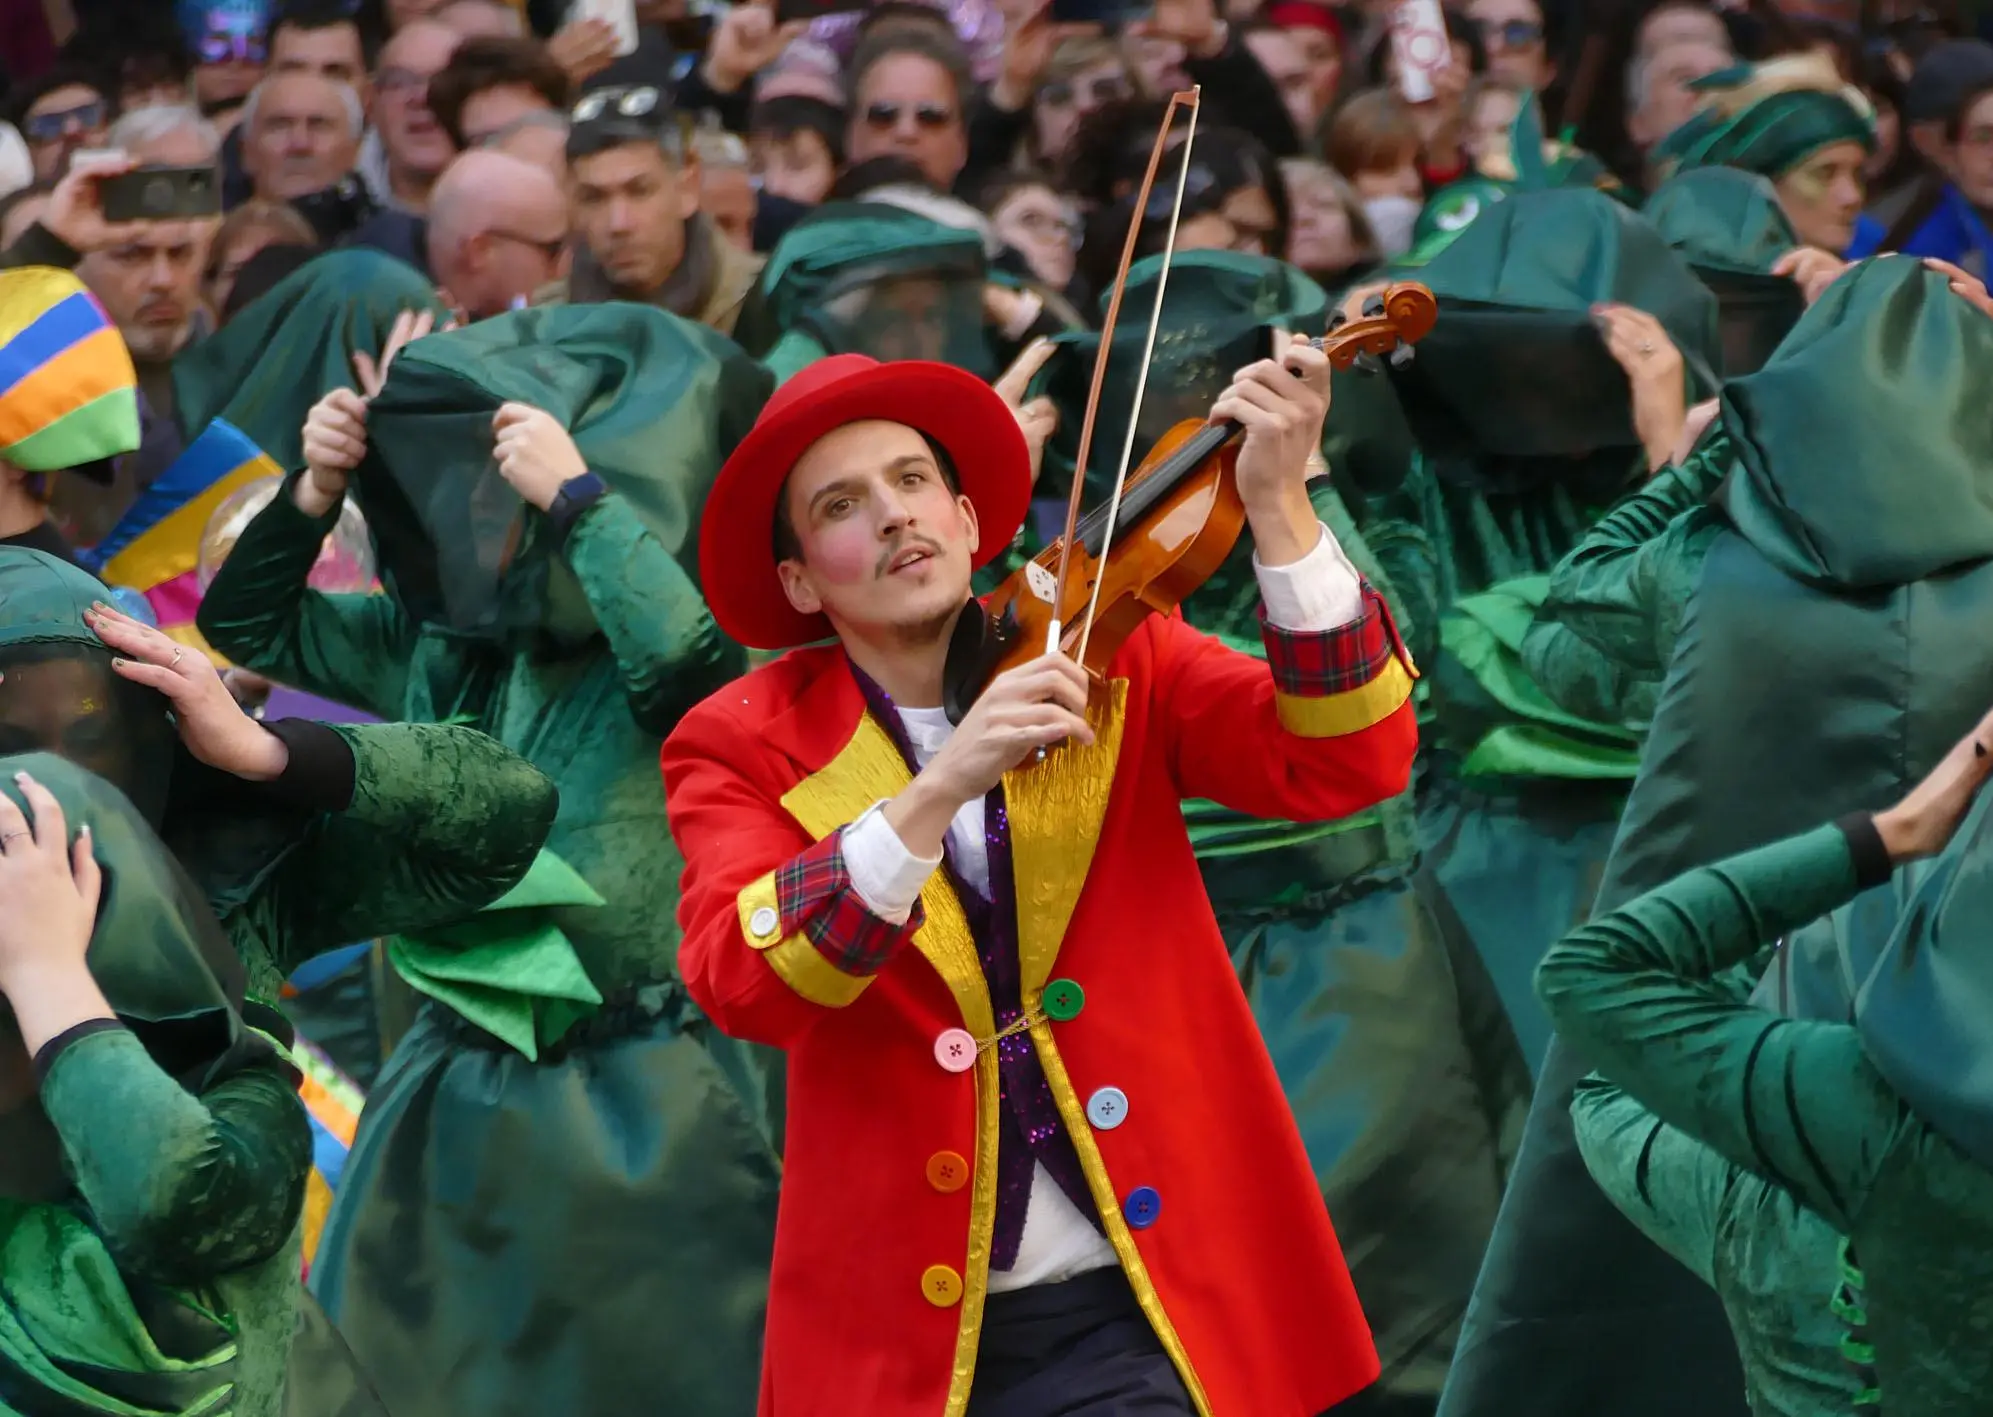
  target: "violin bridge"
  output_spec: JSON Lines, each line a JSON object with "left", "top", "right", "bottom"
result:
{"left": 1025, "top": 560, "right": 1058, "bottom": 604}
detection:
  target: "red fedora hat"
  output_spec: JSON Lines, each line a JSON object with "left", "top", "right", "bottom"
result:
{"left": 700, "top": 354, "right": 1031, "bottom": 651}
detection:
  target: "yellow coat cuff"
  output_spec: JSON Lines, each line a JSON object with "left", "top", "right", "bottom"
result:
{"left": 1274, "top": 652, "right": 1416, "bottom": 738}
{"left": 736, "top": 871, "right": 872, "bottom": 1009}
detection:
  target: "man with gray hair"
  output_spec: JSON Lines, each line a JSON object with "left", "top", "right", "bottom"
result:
{"left": 425, "top": 147, "right": 568, "bottom": 319}
{"left": 1624, "top": 32, "right": 1734, "bottom": 176}
{"left": 106, "top": 105, "right": 222, "bottom": 169}
{"left": 241, "top": 72, "right": 365, "bottom": 203}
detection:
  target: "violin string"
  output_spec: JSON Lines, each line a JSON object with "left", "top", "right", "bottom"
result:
{"left": 1075, "top": 87, "right": 1202, "bottom": 669}
{"left": 1044, "top": 89, "right": 1198, "bottom": 659}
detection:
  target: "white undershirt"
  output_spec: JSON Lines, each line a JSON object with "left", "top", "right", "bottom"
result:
{"left": 843, "top": 524, "right": 1363, "bottom": 1291}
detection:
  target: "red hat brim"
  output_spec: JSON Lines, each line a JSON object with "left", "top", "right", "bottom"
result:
{"left": 700, "top": 360, "right": 1032, "bottom": 651}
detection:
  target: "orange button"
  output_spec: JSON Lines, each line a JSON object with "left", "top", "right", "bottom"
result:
{"left": 926, "top": 1150, "right": 969, "bottom": 1193}
{"left": 921, "top": 1264, "right": 964, "bottom": 1308}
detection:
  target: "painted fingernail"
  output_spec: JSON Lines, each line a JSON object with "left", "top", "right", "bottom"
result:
{"left": 111, "top": 657, "right": 126, "bottom": 667}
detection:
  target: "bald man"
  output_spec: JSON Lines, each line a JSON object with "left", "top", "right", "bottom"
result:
{"left": 424, "top": 148, "right": 569, "bottom": 319}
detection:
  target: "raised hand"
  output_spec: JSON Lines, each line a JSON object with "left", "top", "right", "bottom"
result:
{"left": 1770, "top": 246, "right": 1850, "bottom": 306}
{"left": 352, "top": 307, "right": 438, "bottom": 399}
{"left": 548, "top": 17, "right": 624, "bottom": 84}
{"left": 1874, "top": 703, "right": 1993, "bottom": 862}
{"left": 299, "top": 388, "right": 370, "bottom": 516}
{"left": 703, "top": 0, "right": 809, "bottom": 94}
{"left": 992, "top": 336, "right": 1059, "bottom": 488}
{"left": 492, "top": 402, "right": 587, "bottom": 510}
{"left": 39, "top": 150, "right": 147, "bottom": 254}
{"left": 0, "top": 772, "right": 110, "bottom": 1057}
{"left": 992, "top": 3, "right": 1099, "bottom": 110}
{"left": 1594, "top": 302, "right": 1687, "bottom": 474}
{"left": 1211, "top": 332, "right": 1331, "bottom": 565}
{"left": 85, "top": 602, "right": 290, "bottom": 781}
{"left": 1922, "top": 256, "right": 1993, "bottom": 320}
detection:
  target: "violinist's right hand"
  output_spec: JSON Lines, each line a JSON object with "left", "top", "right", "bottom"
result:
{"left": 884, "top": 654, "right": 1094, "bottom": 857}
{"left": 297, "top": 387, "right": 369, "bottom": 517}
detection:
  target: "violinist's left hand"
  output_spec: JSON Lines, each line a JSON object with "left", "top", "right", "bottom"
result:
{"left": 1211, "top": 332, "right": 1331, "bottom": 567}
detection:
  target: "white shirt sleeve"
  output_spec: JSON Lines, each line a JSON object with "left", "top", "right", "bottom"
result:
{"left": 1253, "top": 522, "right": 1365, "bottom": 632}
{"left": 841, "top": 801, "right": 943, "bottom": 925}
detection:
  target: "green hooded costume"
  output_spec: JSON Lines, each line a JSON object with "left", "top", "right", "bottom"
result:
{"left": 1439, "top": 255, "right": 1993, "bottom": 1417}
{"left": 196, "top": 304, "right": 784, "bottom": 1417}
{"left": 1642, "top": 167, "right": 1807, "bottom": 378}
{"left": 171, "top": 250, "right": 453, "bottom": 476}
{"left": 1379, "top": 184, "right": 1719, "bottom": 1067}
{"left": 1540, "top": 782, "right": 1993, "bottom": 1416}
{"left": 1036, "top": 250, "right": 1530, "bottom": 1412}
{"left": 0, "top": 549, "right": 560, "bottom": 1417}
{"left": 735, "top": 201, "right": 1001, "bottom": 384}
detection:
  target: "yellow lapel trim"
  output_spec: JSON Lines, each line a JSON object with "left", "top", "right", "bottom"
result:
{"left": 1004, "top": 679, "right": 1128, "bottom": 996}
{"left": 777, "top": 712, "right": 999, "bottom": 1417}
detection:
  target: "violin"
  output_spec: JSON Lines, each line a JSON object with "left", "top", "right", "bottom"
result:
{"left": 950, "top": 288, "right": 1437, "bottom": 715}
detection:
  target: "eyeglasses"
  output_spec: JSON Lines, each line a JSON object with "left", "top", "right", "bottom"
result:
{"left": 194, "top": 30, "right": 268, "bottom": 65}
{"left": 1038, "top": 74, "right": 1132, "bottom": 109}
{"left": 863, "top": 101, "right": 956, "bottom": 131}
{"left": 1010, "top": 207, "right": 1083, "bottom": 247}
{"left": 573, "top": 86, "right": 662, "bottom": 123}
{"left": 1475, "top": 18, "right": 1543, "bottom": 48}
{"left": 376, "top": 67, "right": 438, "bottom": 97}
{"left": 473, "top": 110, "right": 570, "bottom": 148}
{"left": 22, "top": 100, "right": 106, "bottom": 143}
{"left": 487, "top": 229, "right": 567, "bottom": 263}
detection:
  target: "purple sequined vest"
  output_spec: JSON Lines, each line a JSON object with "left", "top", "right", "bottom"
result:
{"left": 854, "top": 672, "right": 1104, "bottom": 1271}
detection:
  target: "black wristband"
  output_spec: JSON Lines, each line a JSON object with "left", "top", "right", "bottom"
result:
{"left": 262, "top": 719, "right": 358, "bottom": 811}
{"left": 33, "top": 1018, "right": 127, "bottom": 1084}
{"left": 546, "top": 471, "right": 608, "bottom": 547}
{"left": 1835, "top": 812, "right": 1893, "bottom": 891}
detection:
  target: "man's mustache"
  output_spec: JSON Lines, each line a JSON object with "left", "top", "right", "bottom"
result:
{"left": 875, "top": 533, "right": 944, "bottom": 579}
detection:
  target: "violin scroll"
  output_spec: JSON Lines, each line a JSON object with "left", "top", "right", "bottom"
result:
{"left": 1317, "top": 281, "right": 1438, "bottom": 372}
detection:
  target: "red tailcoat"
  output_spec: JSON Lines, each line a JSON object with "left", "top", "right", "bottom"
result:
{"left": 662, "top": 598, "right": 1418, "bottom": 1417}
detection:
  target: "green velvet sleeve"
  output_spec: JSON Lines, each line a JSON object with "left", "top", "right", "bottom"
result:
{"left": 1569, "top": 1075, "right": 1727, "bottom": 1285}
{"left": 1522, "top": 437, "right": 1731, "bottom": 724}
{"left": 239, "top": 722, "right": 559, "bottom": 975}
{"left": 560, "top": 493, "right": 746, "bottom": 738}
{"left": 194, "top": 481, "right": 418, "bottom": 720}
{"left": 39, "top": 1030, "right": 310, "bottom": 1284}
{"left": 1536, "top": 824, "right": 1905, "bottom": 1232}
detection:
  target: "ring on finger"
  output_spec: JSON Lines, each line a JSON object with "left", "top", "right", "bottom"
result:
{"left": 170, "top": 647, "right": 184, "bottom": 667}
{"left": 0, "top": 829, "right": 28, "bottom": 847}
{"left": 1639, "top": 341, "right": 1655, "bottom": 354}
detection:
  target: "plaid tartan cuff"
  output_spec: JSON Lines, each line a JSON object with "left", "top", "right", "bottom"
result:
{"left": 774, "top": 829, "right": 926, "bottom": 979}
{"left": 1261, "top": 580, "right": 1411, "bottom": 696}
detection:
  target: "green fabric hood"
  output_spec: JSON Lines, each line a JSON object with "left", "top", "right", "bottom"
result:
{"left": 356, "top": 303, "right": 772, "bottom": 640}
{"left": 735, "top": 201, "right": 997, "bottom": 377}
{"left": 1653, "top": 54, "right": 1875, "bottom": 180}
{"left": 0, "top": 546, "right": 106, "bottom": 652}
{"left": 0, "top": 751, "right": 259, "bottom": 1202}
{"left": 1385, "top": 185, "right": 1720, "bottom": 460}
{"left": 1716, "top": 255, "right": 1993, "bottom": 589}
{"left": 1645, "top": 167, "right": 1805, "bottom": 376}
{"left": 171, "top": 249, "right": 450, "bottom": 467}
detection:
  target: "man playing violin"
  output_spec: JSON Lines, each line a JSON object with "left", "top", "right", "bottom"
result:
{"left": 660, "top": 335, "right": 1419, "bottom": 1417}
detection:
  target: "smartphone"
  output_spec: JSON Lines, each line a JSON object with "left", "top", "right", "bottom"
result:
{"left": 99, "top": 166, "right": 223, "bottom": 222}
{"left": 569, "top": 0, "right": 641, "bottom": 56}
{"left": 1049, "top": 0, "right": 1149, "bottom": 23}
{"left": 1389, "top": 0, "right": 1452, "bottom": 103}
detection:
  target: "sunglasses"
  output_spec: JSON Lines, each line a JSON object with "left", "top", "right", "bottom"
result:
{"left": 1476, "top": 18, "right": 1543, "bottom": 47}
{"left": 23, "top": 100, "right": 106, "bottom": 143}
{"left": 863, "top": 101, "right": 955, "bottom": 130}
{"left": 573, "top": 86, "right": 662, "bottom": 123}
{"left": 1039, "top": 74, "right": 1131, "bottom": 109}
{"left": 194, "top": 29, "right": 268, "bottom": 64}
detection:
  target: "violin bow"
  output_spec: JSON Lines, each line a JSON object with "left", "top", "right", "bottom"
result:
{"left": 1046, "top": 87, "right": 1204, "bottom": 664}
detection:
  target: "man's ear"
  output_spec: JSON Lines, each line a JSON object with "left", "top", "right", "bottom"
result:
{"left": 679, "top": 153, "right": 704, "bottom": 219}
{"left": 958, "top": 492, "right": 980, "bottom": 559}
{"left": 777, "top": 557, "right": 823, "bottom": 615}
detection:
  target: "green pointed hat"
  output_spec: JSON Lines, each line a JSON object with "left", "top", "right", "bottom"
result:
{"left": 735, "top": 201, "right": 998, "bottom": 380}
{"left": 356, "top": 303, "right": 774, "bottom": 640}
{"left": 171, "top": 249, "right": 450, "bottom": 467}
{"left": 1645, "top": 166, "right": 1806, "bottom": 375}
{"left": 1717, "top": 254, "right": 1993, "bottom": 591}
{"left": 0, "top": 751, "right": 265, "bottom": 1201}
{"left": 1653, "top": 51, "right": 1875, "bottom": 181}
{"left": 1385, "top": 185, "right": 1720, "bottom": 461}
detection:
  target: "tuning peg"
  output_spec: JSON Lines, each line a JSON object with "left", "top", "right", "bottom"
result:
{"left": 1361, "top": 294, "right": 1387, "bottom": 318}
{"left": 1353, "top": 352, "right": 1385, "bottom": 375}
{"left": 1388, "top": 343, "right": 1415, "bottom": 368}
{"left": 1327, "top": 309, "right": 1348, "bottom": 332}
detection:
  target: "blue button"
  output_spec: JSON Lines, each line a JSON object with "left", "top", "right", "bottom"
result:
{"left": 1086, "top": 1086, "right": 1129, "bottom": 1131}
{"left": 1123, "top": 1185, "right": 1161, "bottom": 1230}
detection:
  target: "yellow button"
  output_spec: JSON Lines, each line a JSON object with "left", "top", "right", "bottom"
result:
{"left": 921, "top": 1264, "right": 964, "bottom": 1308}
{"left": 926, "top": 1150, "right": 968, "bottom": 1193}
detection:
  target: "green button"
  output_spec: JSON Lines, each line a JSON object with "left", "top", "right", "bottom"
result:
{"left": 1043, "top": 979, "right": 1085, "bottom": 1021}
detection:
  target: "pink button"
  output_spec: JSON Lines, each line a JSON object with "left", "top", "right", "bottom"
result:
{"left": 934, "top": 1028, "right": 977, "bottom": 1073}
